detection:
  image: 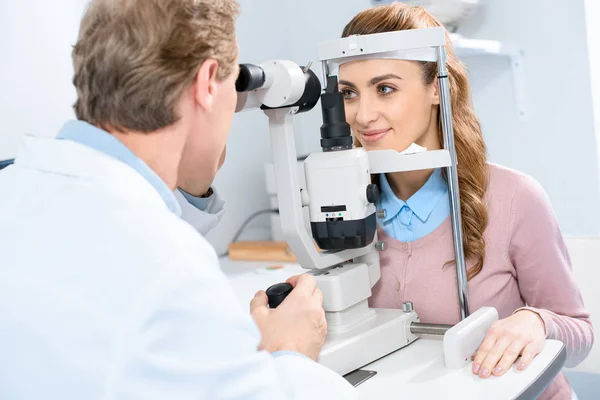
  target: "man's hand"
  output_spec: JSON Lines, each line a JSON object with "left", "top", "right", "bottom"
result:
{"left": 250, "top": 274, "right": 327, "bottom": 360}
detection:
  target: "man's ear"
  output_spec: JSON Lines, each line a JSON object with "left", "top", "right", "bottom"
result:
{"left": 194, "top": 59, "right": 220, "bottom": 112}
{"left": 431, "top": 76, "right": 440, "bottom": 106}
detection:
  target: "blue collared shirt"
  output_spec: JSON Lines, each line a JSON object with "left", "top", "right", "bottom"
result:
{"left": 179, "top": 188, "right": 211, "bottom": 211}
{"left": 57, "top": 120, "right": 210, "bottom": 216}
{"left": 378, "top": 169, "right": 450, "bottom": 242}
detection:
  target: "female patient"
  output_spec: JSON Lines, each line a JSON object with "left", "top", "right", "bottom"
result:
{"left": 338, "top": 4, "right": 593, "bottom": 399}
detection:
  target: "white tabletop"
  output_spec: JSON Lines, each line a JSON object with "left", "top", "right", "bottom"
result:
{"left": 357, "top": 337, "right": 564, "bottom": 399}
{"left": 222, "top": 258, "right": 565, "bottom": 400}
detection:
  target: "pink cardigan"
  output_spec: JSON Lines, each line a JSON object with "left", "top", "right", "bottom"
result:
{"left": 370, "top": 163, "right": 594, "bottom": 399}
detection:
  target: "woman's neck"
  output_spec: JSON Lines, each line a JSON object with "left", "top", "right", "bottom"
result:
{"left": 387, "top": 118, "right": 441, "bottom": 201}
{"left": 387, "top": 169, "right": 435, "bottom": 201}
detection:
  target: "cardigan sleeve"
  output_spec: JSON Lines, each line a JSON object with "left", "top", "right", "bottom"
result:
{"left": 508, "top": 174, "right": 594, "bottom": 367}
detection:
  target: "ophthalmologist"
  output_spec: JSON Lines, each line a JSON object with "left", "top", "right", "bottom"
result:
{"left": 0, "top": 0, "right": 357, "bottom": 399}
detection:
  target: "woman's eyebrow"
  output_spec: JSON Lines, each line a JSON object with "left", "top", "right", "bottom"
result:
{"left": 338, "top": 74, "right": 402, "bottom": 89}
{"left": 368, "top": 74, "right": 402, "bottom": 86}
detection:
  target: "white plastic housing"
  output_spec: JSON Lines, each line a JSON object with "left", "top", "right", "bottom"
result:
{"left": 318, "top": 27, "right": 445, "bottom": 70}
{"left": 320, "top": 308, "right": 419, "bottom": 376}
{"left": 368, "top": 149, "right": 452, "bottom": 174}
{"left": 312, "top": 263, "right": 373, "bottom": 312}
{"left": 304, "top": 148, "right": 376, "bottom": 224}
{"left": 443, "top": 307, "right": 499, "bottom": 369}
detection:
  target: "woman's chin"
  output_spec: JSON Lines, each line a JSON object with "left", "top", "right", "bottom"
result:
{"left": 359, "top": 141, "right": 385, "bottom": 151}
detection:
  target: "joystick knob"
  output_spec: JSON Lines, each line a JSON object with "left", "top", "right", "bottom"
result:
{"left": 266, "top": 282, "right": 293, "bottom": 308}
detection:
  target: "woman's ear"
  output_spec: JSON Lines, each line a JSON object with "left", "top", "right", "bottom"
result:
{"left": 431, "top": 76, "right": 440, "bottom": 106}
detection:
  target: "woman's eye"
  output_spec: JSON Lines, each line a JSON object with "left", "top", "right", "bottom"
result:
{"left": 341, "top": 89, "right": 357, "bottom": 99}
{"left": 378, "top": 85, "right": 395, "bottom": 95}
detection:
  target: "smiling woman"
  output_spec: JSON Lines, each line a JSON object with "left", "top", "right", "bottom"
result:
{"left": 338, "top": 3, "right": 594, "bottom": 400}
{"left": 339, "top": 17, "right": 487, "bottom": 273}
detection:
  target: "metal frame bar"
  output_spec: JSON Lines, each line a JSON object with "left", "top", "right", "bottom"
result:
{"left": 436, "top": 46, "right": 470, "bottom": 319}
{"left": 318, "top": 27, "right": 445, "bottom": 63}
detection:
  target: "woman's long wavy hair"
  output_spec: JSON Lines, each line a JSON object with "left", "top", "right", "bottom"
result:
{"left": 342, "top": 3, "right": 489, "bottom": 280}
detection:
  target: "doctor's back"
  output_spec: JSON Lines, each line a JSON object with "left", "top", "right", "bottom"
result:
{"left": 0, "top": 0, "right": 356, "bottom": 398}
{"left": 0, "top": 141, "right": 234, "bottom": 398}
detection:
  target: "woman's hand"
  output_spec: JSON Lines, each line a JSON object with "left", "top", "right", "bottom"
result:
{"left": 472, "top": 310, "right": 546, "bottom": 378}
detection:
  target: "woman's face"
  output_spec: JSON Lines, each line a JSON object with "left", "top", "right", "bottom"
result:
{"left": 338, "top": 59, "right": 440, "bottom": 152}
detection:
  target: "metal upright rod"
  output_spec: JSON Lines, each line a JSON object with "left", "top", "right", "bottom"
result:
{"left": 436, "top": 46, "right": 470, "bottom": 320}
{"left": 321, "top": 61, "right": 330, "bottom": 90}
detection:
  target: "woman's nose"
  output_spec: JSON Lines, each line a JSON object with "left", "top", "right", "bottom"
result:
{"left": 355, "top": 98, "right": 379, "bottom": 127}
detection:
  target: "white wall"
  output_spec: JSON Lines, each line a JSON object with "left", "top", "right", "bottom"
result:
{"left": 570, "top": 5, "right": 600, "bottom": 376}
{"left": 565, "top": 236, "right": 600, "bottom": 373}
{"left": 0, "top": 1, "right": 87, "bottom": 159}
{"left": 584, "top": 0, "right": 600, "bottom": 194}
{"left": 458, "top": 0, "right": 600, "bottom": 235}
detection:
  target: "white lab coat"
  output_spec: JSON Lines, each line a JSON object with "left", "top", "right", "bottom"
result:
{"left": 0, "top": 135, "right": 357, "bottom": 400}
{"left": 173, "top": 187, "right": 225, "bottom": 236}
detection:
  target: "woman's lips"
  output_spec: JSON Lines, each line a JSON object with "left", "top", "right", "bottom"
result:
{"left": 359, "top": 128, "right": 391, "bottom": 143}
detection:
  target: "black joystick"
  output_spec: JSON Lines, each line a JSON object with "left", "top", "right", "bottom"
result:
{"left": 266, "top": 282, "right": 293, "bottom": 308}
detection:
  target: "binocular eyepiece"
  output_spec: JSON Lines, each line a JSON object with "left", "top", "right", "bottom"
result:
{"left": 235, "top": 63, "right": 322, "bottom": 115}
{"left": 235, "top": 64, "right": 266, "bottom": 92}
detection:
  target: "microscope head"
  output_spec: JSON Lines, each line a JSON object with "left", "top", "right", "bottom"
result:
{"left": 305, "top": 74, "right": 379, "bottom": 250}
{"left": 234, "top": 61, "right": 379, "bottom": 252}
{"left": 233, "top": 59, "right": 379, "bottom": 255}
